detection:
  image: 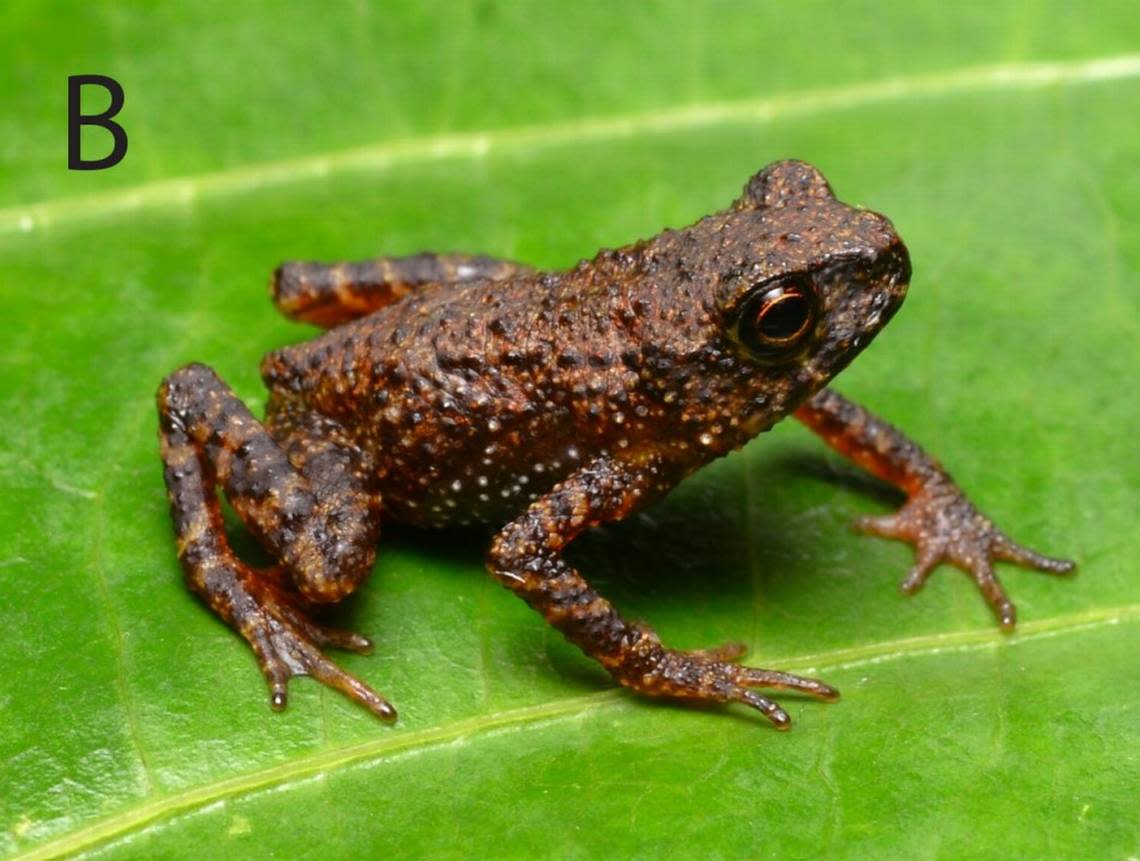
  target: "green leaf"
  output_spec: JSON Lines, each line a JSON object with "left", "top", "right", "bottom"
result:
{"left": 2, "top": 3, "right": 1137, "bottom": 858}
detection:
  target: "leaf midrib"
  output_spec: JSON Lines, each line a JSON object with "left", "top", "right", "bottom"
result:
{"left": 13, "top": 604, "right": 1137, "bottom": 861}
{"left": 2, "top": 54, "right": 1138, "bottom": 240}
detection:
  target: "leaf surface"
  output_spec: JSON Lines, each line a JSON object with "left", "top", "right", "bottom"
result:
{"left": 1, "top": 3, "right": 1137, "bottom": 858}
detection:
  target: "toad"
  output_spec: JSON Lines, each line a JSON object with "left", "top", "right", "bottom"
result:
{"left": 156, "top": 161, "right": 1074, "bottom": 728}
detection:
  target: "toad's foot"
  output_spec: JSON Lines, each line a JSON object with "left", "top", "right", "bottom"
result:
{"left": 614, "top": 628, "right": 839, "bottom": 730}
{"left": 854, "top": 479, "right": 1076, "bottom": 629}
{"left": 158, "top": 363, "right": 390, "bottom": 719}
{"left": 234, "top": 573, "right": 397, "bottom": 721}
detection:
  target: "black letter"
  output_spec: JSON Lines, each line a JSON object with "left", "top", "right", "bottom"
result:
{"left": 68, "top": 75, "right": 127, "bottom": 170}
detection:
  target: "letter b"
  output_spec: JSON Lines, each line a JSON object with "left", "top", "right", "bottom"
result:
{"left": 68, "top": 75, "right": 127, "bottom": 170}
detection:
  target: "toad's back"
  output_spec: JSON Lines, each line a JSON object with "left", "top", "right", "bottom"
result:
{"left": 259, "top": 251, "right": 683, "bottom": 527}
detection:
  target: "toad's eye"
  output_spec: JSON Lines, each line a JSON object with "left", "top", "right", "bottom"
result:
{"left": 733, "top": 275, "right": 818, "bottom": 361}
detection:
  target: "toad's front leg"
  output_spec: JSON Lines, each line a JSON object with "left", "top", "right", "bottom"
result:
{"left": 486, "top": 457, "right": 838, "bottom": 729}
{"left": 796, "top": 387, "right": 1075, "bottom": 628}
{"left": 157, "top": 363, "right": 394, "bottom": 719}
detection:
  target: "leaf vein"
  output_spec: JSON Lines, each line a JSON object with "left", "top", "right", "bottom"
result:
{"left": 13, "top": 602, "right": 1137, "bottom": 861}
{"left": 1, "top": 55, "right": 1138, "bottom": 239}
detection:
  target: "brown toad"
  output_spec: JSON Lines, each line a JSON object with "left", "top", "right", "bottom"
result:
{"left": 156, "top": 160, "right": 1074, "bottom": 728}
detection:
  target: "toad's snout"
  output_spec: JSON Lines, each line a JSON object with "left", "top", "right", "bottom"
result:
{"left": 881, "top": 238, "right": 911, "bottom": 295}
{"left": 858, "top": 208, "right": 911, "bottom": 310}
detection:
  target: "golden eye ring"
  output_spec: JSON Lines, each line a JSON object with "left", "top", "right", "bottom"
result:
{"left": 733, "top": 275, "right": 819, "bottom": 361}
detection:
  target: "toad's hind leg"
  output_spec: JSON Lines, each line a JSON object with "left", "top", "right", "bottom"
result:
{"left": 272, "top": 252, "right": 534, "bottom": 328}
{"left": 486, "top": 457, "right": 838, "bottom": 729}
{"left": 156, "top": 362, "right": 394, "bottom": 719}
